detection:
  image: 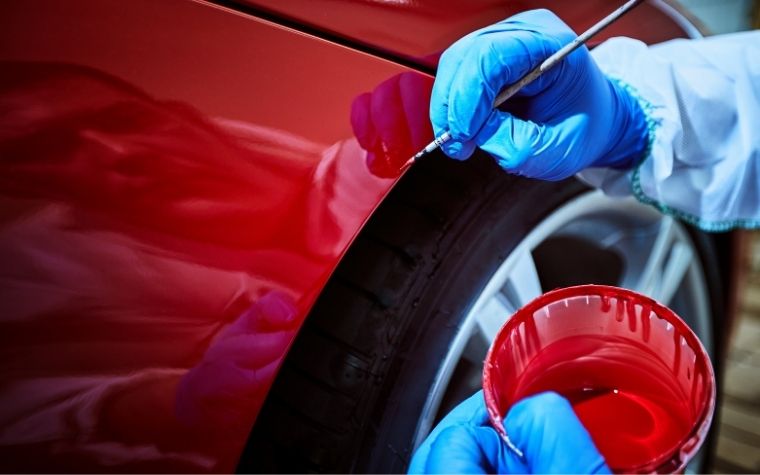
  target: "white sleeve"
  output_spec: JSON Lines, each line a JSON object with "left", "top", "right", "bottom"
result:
{"left": 580, "top": 31, "right": 760, "bottom": 231}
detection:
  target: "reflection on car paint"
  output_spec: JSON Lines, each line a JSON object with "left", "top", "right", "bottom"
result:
{"left": 352, "top": 72, "right": 435, "bottom": 177}
{"left": 0, "top": 60, "right": 429, "bottom": 471}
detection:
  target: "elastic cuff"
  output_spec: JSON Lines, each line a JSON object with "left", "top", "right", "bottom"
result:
{"left": 631, "top": 166, "right": 760, "bottom": 232}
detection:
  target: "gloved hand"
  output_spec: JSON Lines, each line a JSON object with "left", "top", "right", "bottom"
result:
{"left": 430, "top": 9, "right": 649, "bottom": 181}
{"left": 408, "top": 391, "right": 610, "bottom": 474}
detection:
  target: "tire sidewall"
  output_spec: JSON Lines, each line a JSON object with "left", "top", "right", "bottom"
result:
{"left": 358, "top": 173, "right": 590, "bottom": 473}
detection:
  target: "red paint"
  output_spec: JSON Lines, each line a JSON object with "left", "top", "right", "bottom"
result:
{"left": 0, "top": 0, "right": 697, "bottom": 472}
{"left": 245, "top": 0, "right": 696, "bottom": 68}
{"left": 483, "top": 285, "right": 715, "bottom": 473}
{"left": 512, "top": 335, "right": 692, "bottom": 471}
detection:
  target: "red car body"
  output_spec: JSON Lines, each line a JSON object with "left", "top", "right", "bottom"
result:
{"left": 0, "top": 0, "right": 697, "bottom": 471}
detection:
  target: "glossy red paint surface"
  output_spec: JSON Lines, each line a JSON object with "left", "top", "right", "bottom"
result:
{"left": 0, "top": 0, "right": 691, "bottom": 472}
{"left": 244, "top": 0, "right": 693, "bottom": 68}
{"left": 0, "top": 0, "right": 431, "bottom": 471}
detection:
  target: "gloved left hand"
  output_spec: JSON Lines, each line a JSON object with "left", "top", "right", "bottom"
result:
{"left": 408, "top": 391, "right": 611, "bottom": 474}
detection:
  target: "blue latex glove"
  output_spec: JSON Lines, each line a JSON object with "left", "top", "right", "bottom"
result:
{"left": 430, "top": 9, "right": 648, "bottom": 181}
{"left": 408, "top": 391, "right": 610, "bottom": 474}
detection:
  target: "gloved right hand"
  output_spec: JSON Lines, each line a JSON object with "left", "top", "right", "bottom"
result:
{"left": 430, "top": 9, "right": 649, "bottom": 181}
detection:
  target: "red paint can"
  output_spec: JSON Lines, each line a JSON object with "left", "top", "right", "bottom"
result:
{"left": 483, "top": 285, "right": 715, "bottom": 473}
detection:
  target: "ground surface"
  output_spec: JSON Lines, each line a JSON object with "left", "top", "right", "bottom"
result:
{"left": 710, "top": 232, "right": 760, "bottom": 473}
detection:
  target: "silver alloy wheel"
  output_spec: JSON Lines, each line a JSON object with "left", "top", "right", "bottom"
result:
{"left": 412, "top": 190, "right": 712, "bottom": 470}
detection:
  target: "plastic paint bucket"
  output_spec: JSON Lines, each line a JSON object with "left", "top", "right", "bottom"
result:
{"left": 482, "top": 285, "right": 715, "bottom": 473}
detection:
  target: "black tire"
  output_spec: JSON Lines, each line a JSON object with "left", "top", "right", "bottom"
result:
{"left": 239, "top": 151, "right": 728, "bottom": 473}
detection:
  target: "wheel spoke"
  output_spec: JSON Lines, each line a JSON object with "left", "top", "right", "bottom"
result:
{"left": 630, "top": 216, "right": 694, "bottom": 304}
{"left": 473, "top": 250, "right": 542, "bottom": 343}
{"left": 474, "top": 292, "right": 514, "bottom": 344}
{"left": 503, "top": 250, "right": 543, "bottom": 308}
{"left": 655, "top": 241, "right": 693, "bottom": 304}
{"left": 634, "top": 217, "right": 676, "bottom": 296}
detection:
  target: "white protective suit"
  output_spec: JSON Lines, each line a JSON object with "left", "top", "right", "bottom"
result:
{"left": 581, "top": 30, "right": 760, "bottom": 231}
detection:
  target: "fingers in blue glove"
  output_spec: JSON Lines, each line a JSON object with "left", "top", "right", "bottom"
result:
{"left": 475, "top": 110, "right": 593, "bottom": 181}
{"left": 409, "top": 391, "right": 523, "bottom": 474}
{"left": 409, "top": 390, "right": 610, "bottom": 474}
{"left": 430, "top": 10, "right": 573, "bottom": 161}
{"left": 425, "top": 425, "right": 513, "bottom": 474}
{"left": 506, "top": 392, "right": 611, "bottom": 474}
